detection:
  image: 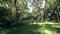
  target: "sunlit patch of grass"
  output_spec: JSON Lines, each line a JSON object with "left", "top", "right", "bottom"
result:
{"left": 38, "top": 29, "right": 58, "bottom": 34}
{"left": 30, "top": 21, "right": 60, "bottom": 34}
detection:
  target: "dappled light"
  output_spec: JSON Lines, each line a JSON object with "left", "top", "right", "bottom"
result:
{"left": 0, "top": 0, "right": 60, "bottom": 34}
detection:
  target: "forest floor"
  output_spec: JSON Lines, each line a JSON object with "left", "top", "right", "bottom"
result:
{"left": 0, "top": 20, "right": 60, "bottom": 34}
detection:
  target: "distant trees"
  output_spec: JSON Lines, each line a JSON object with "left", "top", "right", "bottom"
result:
{"left": 0, "top": 0, "right": 60, "bottom": 28}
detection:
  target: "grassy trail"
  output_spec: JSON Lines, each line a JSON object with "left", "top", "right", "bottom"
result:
{"left": 0, "top": 21, "right": 60, "bottom": 34}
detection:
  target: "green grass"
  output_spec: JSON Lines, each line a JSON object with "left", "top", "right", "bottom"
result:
{"left": 0, "top": 20, "right": 60, "bottom": 34}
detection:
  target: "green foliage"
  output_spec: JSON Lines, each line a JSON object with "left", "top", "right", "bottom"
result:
{"left": 0, "top": 0, "right": 60, "bottom": 34}
{"left": 0, "top": 7, "right": 12, "bottom": 23}
{"left": 0, "top": 0, "right": 60, "bottom": 28}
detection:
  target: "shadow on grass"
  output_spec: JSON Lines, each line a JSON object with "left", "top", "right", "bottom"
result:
{"left": 44, "top": 24, "right": 60, "bottom": 33}
{"left": 49, "top": 26, "right": 60, "bottom": 33}
{"left": 6, "top": 23, "right": 41, "bottom": 34}
{"left": 1, "top": 20, "right": 60, "bottom": 34}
